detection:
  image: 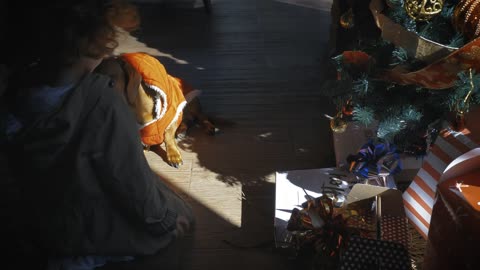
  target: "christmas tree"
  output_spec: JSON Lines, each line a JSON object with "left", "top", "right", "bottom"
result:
{"left": 323, "top": 0, "right": 480, "bottom": 156}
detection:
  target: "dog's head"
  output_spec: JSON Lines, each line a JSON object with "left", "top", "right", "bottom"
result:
{"left": 95, "top": 57, "right": 158, "bottom": 125}
{"left": 94, "top": 57, "right": 144, "bottom": 108}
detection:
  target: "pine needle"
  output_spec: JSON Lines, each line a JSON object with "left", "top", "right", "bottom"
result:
{"left": 353, "top": 105, "right": 375, "bottom": 126}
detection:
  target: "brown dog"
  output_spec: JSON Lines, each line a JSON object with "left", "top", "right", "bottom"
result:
{"left": 94, "top": 54, "right": 216, "bottom": 168}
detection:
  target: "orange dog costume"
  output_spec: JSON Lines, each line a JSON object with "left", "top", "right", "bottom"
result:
{"left": 121, "top": 52, "right": 195, "bottom": 146}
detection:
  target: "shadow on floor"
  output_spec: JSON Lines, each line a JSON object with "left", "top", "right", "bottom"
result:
{"left": 106, "top": 1, "right": 337, "bottom": 269}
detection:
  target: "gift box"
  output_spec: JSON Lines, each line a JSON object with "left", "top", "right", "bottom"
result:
{"left": 338, "top": 184, "right": 412, "bottom": 269}
{"left": 339, "top": 236, "right": 411, "bottom": 270}
{"left": 422, "top": 148, "right": 480, "bottom": 270}
{"left": 345, "top": 184, "right": 410, "bottom": 247}
{"left": 402, "top": 126, "right": 480, "bottom": 238}
{"left": 274, "top": 167, "right": 360, "bottom": 248}
{"left": 345, "top": 214, "right": 410, "bottom": 249}
{"left": 275, "top": 172, "right": 412, "bottom": 269}
{"left": 274, "top": 167, "right": 402, "bottom": 249}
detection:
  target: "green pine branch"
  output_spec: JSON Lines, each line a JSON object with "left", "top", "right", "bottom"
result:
{"left": 352, "top": 76, "right": 374, "bottom": 96}
{"left": 390, "top": 47, "right": 408, "bottom": 66}
{"left": 447, "top": 70, "right": 480, "bottom": 113}
{"left": 377, "top": 106, "right": 422, "bottom": 141}
{"left": 353, "top": 105, "right": 375, "bottom": 126}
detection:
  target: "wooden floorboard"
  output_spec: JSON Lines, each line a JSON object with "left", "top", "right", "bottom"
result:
{"left": 106, "top": 0, "right": 336, "bottom": 269}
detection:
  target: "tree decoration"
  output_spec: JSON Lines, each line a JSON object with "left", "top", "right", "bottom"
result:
{"left": 404, "top": 0, "right": 444, "bottom": 21}
{"left": 328, "top": 112, "right": 348, "bottom": 133}
{"left": 376, "top": 0, "right": 458, "bottom": 63}
{"left": 340, "top": 8, "right": 355, "bottom": 29}
{"left": 387, "top": 3, "right": 419, "bottom": 32}
{"left": 339, "top": 51, "right": 374, "bottom": 73}
{"left": 453, "top": 0, "right": 480, "bottom": 41}
{"left": 321, "top": 0, "right": 480, "bottom": 156}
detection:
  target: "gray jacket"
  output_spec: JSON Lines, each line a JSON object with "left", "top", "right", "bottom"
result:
{"left": 5, "top": 73, "right": 193, "bottom": 256}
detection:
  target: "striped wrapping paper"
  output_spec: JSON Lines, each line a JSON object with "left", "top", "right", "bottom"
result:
{"left": 402, "top": 126, "right": 479, "bottom": 239}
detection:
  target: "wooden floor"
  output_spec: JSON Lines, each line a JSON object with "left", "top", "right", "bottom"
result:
{"left": 0, "top": 0, "right": 337, "bottom": 269}
{"left": 111, "top": 0, "right": 336, "bottom": 269}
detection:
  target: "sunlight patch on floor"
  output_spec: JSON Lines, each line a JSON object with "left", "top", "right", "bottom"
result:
{"left": 145, "top": 151, "right": 243, "bottom": 227}
{"left": 191, "top": 167, "right": 243, "bottom": 227}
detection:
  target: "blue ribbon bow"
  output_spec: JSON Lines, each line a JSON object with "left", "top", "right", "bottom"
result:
{"left": 347, "top": 140, "right": 403, "bottom": 179}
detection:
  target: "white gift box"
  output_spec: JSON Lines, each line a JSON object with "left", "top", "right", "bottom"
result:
{"left": 273, "top": 167, "right": 397, "bottom": 248}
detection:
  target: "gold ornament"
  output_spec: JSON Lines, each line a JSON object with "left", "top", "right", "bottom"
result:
{"left": 404, "top": 0, "right": 444, "bottom": 21}
{"left": 339, "top": 8, "right": 355, "bottom": 29}
{"left": 330, "top": 113, "right": 348, "bottom": 133}
{"left": 453, "top": 0, "right": 480, "bottom": 41}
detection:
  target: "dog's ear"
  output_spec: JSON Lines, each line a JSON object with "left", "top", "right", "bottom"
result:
{"left": 94, "top": 58, "right": 129, "bottom": 103}
{"left": 122, "top": 60, "right": 143, "bottom": 104}
{"left": 95, "top": 58, "right": 125, "bottom": 85}
{"left": 95, "top": 58, "right": 142, "bottom": 106}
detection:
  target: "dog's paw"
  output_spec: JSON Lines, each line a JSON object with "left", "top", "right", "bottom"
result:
{"left": 166, "top": 146, "right": 183, "bottom": 168}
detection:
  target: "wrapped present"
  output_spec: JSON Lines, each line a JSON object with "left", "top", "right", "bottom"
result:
{"left": 274, "top": 167, "right": 361, "bottom": 249}
{"left": 274, "top": 167, "right": 401, "bottom": 246}
{"left": 285, "top": 193, "right": 411, "bottom": 269}
{"left": 345, "top": 214, "right": 376, "bottom": 239}
{"left": 422, "top": 149, "right": 480, "bottom": 270}
{"left": 285, "top": 195, "right": 359, "bottom": 270}
{"left": 279, "top": 182, "right": 412, "bottom": 269}
{"left": 402, "top": 126, "right": 480, "bottom": 238}
{"left": 345, "top": 214, "right": 410, "bottom": 249}
{"left": 345, "top": 184, "right": 410, "bottom": 248}
{"left": 381, "top": 214, "right": 409, "bottom": 250}
{"left": 339, "top": 236, "right": 412, "bottom": 270}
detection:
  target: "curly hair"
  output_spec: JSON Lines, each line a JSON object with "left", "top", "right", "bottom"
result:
{"left": 7, "top": 0, "right": 119, "bottom": 67}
